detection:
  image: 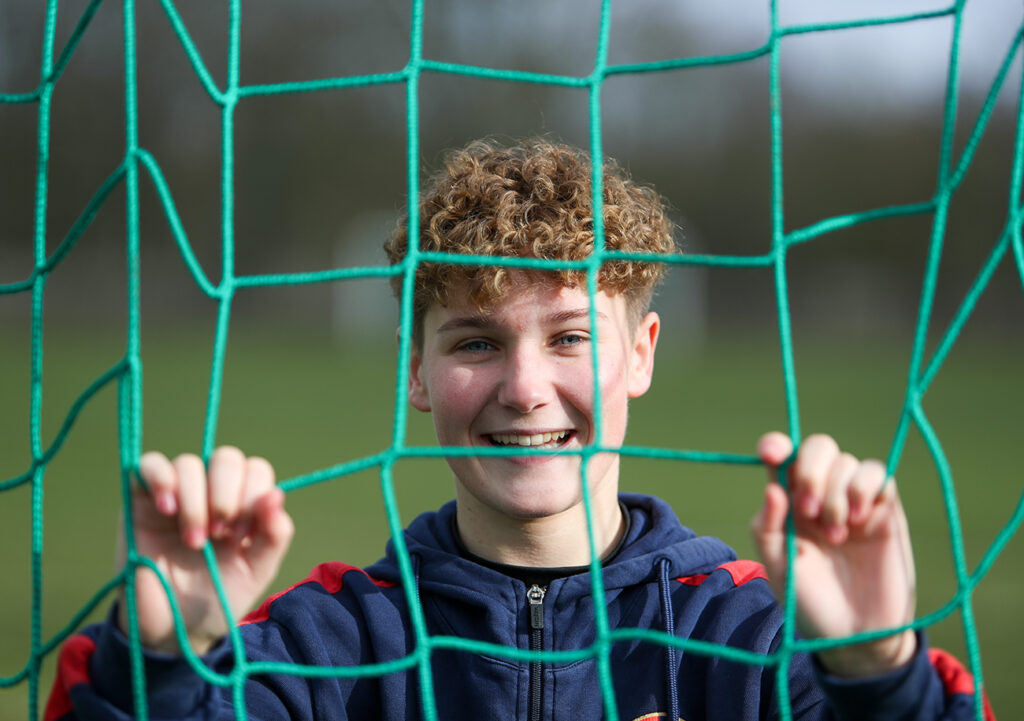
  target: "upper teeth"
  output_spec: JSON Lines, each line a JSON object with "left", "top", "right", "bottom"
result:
{"left": 491, "top": 431, "right": 569, "bottom": 447}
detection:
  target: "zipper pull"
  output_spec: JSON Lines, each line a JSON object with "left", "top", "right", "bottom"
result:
{"left": 527, "top": 584, "right": 546, "bottom": 630}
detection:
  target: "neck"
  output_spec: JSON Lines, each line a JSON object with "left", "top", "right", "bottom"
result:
{"left": 455, "top": 488, "right": 625, "bottom": 568}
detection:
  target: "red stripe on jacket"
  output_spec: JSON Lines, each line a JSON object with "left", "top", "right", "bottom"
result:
{"left": 928, "top": 648, "right": 996, "bottom": 720}
{"left": 677, "top": 560, "right": 768, "bottom": 588}
{"left": 241, "top": 562, "right": 395, "bottom": 626}
{"left": 44, "top": 634, "right": 96, "bottom": 721}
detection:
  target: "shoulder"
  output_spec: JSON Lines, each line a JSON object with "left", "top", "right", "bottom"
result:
{"left": 675, "top": 559, "right": 769, "bottom": 590}
{"left": 669, "top": 558, "right": 782, "bottom": 649}
{"left": 241, "top": 561, "right": 399, "bottom": 627}
{"left": 237, "top": 561, "right": 410, "bottom": 666}
{"left": 672, "top": 558, "right": 776, "bottom": 617}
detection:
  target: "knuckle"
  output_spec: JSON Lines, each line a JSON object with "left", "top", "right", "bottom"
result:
{"left": 181, "top": 498, "right": 207, "bottom": 525}
{"left": 838, "top": 452, "right": 858, "bottom": 469}
{"left": 804, "top": 433, "right": 838, "bottom": 451}
{"left": 138, "top": 452, "right": 170, "bottom": 487}
{"left": 173, "top": 453, "right": 204, "bottom": 472}
{"left": 212, "top": 445, "right": 245, "bottom": 465}
{"left": 821, "top": 492, "right": 847, "bottom": 519}
{"left": 247, "top": 456, "right": 275, "bottom": 482}
{"left": 789, "top": 466, "right": 813, "bottom": 492}
{"left": 858, "top": 459, "right": 888, "bottom": 486}
{"left": 792, "top": 459, "right": 823, "bottom": 489}
{"left": 862, "top": 458, "right": 886, "bottom": 474}
{"left": 139, "top": 450, "right": 165, "bottom": 470}
{"left": 848, "top": 481, "right": 871, "bottom": 503}
{"left": 761, "top": 431, "right": 791, "bottom": 450}
{"left": 208, "top": 496, "right": 232, "bottom": 519}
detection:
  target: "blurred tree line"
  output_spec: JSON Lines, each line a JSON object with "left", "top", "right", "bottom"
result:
{"left": 1, "top": 0, "right": 1020, "bottom": 339}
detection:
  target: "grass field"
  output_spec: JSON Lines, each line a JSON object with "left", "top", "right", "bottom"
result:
{"left": 1, "top": 320, "right": 1021, "bottom": 719}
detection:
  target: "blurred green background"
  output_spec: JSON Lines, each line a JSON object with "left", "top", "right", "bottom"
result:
{"left": 3, "top": 0, "right": 1023, "bottom": 718}
{"left": 1, "top": 319, "right": 1021, "bottom": 718}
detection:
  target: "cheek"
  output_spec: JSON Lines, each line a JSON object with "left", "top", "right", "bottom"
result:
{"left": 596, "top": 348, "right": 628, "bottom": 398}
{"left": 595, "top": 349, "right": 630, "bottom": 435}
{"left": 429, "top": 367, "right": 491, "bottom": 424}
{"left": 564, "top": 349, "right": 627, "bottom": 408}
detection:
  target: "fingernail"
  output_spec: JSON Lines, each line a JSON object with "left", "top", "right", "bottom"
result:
{"left": 186, "top": 528, "right": 206, "bottom": 549}
{"left": 826, "top": 524, "right": 846, "bottom": 544}
{"left": 798, "top": 493, "right": 820, "bottom": 516}
{"left": 210, "top": 520, "right": 227, "bottom": 539}
{"left": 156, "top": 492, "right": 177, "bottom": 515}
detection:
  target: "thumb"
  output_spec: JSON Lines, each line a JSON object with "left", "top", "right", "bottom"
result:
{"left": 246, "top": 488, "right": 294, "bottom": 581}
{"left": 757, "top": 431, "right": 794, "bottom": 470}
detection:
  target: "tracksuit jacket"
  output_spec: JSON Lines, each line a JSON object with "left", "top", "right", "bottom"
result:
{"left": 46, "top": 493, "right": 989, "bottom": 721}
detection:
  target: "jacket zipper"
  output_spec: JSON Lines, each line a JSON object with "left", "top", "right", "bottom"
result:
{"left": 527, "top": 584, "right": 546, "bottom": 721}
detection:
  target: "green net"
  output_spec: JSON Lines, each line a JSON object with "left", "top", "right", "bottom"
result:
{"left": 2, "top": 1, "right": 1023, "bottom": 720}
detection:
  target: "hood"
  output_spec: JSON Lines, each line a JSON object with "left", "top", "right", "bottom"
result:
{"left": 363, "top": 491, "right": 741, "bottom": 691}
{"left": 369, "top": 493, "right": 737, "bottom": 605}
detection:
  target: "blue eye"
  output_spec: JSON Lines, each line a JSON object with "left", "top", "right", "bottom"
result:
{"left": 554, "top": 334, "right": 588, "bottom": 347}
{"left": 458, "top": 340, "right": 494, "bottom": 352}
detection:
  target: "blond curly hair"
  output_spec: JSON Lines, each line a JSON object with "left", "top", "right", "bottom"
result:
{"left": 384, "top": 139, "right": 677, "bottom": 345}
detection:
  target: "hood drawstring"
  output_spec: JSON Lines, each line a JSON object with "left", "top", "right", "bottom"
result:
{"left": 411, "top": 553, "right": 423, "bottom": 602}
{"left": 657, "top": 558, "right": 681, "bottom": 721}
{"left": 409, "top": 553, "right": 426, "bottom": 721}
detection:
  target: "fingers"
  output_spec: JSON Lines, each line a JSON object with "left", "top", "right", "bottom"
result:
{"left": 236, "top": 456, "right": 275, "bottom": 540}
{"left": 756, "top": 431, "right": 794, "bottom": 469}
{"left": 820, "top": 451, "right": 858, "bottom": 544}
{"left": 208, "top": 447, "right": 246, "bottom": 540}
{"left": 139, "top": 451, "right": 178, "bottom": 515}
{"left": 757, "top": 432, "right": 893, "bottom": 545}
{"left": 240, "top": 457, "right": 294, "bottom": 582}
{"left": 849, "top": 459, "right": 889, "bottom": 527}
{"left": 790, "top": 434, "right": 839, "bottom": 518}
{"left": 750, "top": 482, "right": 789, "bottom": 577}
{"left": 175, "top": 453, "right": 210, "bottom": 549}
{"left": 136, "top": 447, "right": 284, "bottom": 551}
{"left": 247, "top": 486, "right": 295, "bottom": 580}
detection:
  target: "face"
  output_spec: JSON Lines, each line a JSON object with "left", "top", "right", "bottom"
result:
{"left": 408, "top": 279, "right": 659, "bottom": 523}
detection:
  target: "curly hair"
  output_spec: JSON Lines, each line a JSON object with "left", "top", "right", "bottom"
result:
{"left": 384, "top": 138, "right": 677, "bottom": 345}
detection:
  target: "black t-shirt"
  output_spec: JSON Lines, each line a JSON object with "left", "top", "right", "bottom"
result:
{"left": 452, "top": 502, "right": 631, "bottom": 588}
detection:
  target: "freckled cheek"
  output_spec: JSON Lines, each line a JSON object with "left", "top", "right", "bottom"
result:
{"left": 429, "top": 367, "right": 493, "bottom": 435}
{"left": 564, "top": 355, "right": 624, "bottom": 403}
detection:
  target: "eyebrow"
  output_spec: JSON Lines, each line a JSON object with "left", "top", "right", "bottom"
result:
{"left": 435, "top": 308, "right": 607, "bottom": 334}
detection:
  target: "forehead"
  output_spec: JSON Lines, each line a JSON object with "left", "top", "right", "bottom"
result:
{"left": 423, "top": 280, "right": 628, "bottom": 335}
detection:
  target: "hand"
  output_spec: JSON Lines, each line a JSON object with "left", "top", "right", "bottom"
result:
{"left": 750, "top": 433, "right": 917, "bottom": 677}
{"left": 115, "top": 447, "right": 294, "bottom": 655}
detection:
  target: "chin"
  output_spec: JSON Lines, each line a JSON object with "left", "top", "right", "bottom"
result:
{"left": 454, "top": 456, "right": 617, "bottom": 522}
{"left": 486, "top": 483, "right": 587, "bottom": 522}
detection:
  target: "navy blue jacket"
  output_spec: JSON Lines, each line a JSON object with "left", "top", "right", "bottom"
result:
{"left": 46, "top": 494, "right": 987, "bottom": 720}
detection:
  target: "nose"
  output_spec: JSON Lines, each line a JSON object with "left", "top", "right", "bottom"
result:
{"left": 497, "top": 344, "right": 552, "bottom": 413}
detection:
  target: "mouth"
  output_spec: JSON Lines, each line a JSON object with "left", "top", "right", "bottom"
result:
{"left": 485, "top": 430, "right": 574, "bottom": 448}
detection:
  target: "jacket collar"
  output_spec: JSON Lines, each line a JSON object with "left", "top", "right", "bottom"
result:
{"left": 372, "top": 493, "right": 737, "bottom": 600}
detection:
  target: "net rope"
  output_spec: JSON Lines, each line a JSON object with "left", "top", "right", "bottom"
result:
{"left": 2, "top": 1, "right": 1023, "bottom": 719}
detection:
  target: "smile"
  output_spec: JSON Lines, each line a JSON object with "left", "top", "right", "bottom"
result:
{"left": 487, "top": 431, "right": 572, "bottom": 448}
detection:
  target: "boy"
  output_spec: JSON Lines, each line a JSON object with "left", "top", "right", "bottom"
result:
{"left": 47, "top": 139, "right": 989, "bottom": 720}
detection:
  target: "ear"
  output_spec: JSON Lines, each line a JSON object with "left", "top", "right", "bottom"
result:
{"left": 407, "top": 341, "right": 432, "bottom": 412}
{"left": 627, "top": 311, "right": 660, "bottom": 398}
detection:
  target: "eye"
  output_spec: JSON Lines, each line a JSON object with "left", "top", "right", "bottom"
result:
{"left": 553, "top": 333, "right": 588, "bottom": 348}
{"left": 456, "top": 339, "right": 496, "bottom": 353}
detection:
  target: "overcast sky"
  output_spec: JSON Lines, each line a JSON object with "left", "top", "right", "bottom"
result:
{"left": 654, "top": 0, "right": 1022, "bottom": 114}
